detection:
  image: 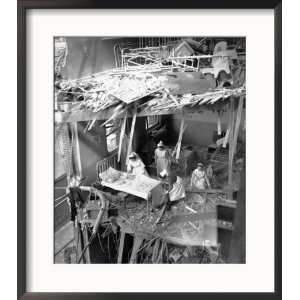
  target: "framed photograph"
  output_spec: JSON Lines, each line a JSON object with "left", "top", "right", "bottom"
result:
{"left": 18, "top": 0, "right": 282, "bottom": 299}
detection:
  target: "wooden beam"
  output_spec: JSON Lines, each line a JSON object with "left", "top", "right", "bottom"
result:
{"left": 118, "top": 112, "right": 127, "bottom": 162}
{"left": 55, "top": 97, "right": 244, "bottom": 124}
{"left": 74, "top": 222, "right": 83, "bottom": 264}
{"left": 117, "top": 230, "right": 126, "bottom": 264}
{"left": 55, "top": 103, "right": 221, "bottom": 124}
{"left": 126, "top": 106, "right": 137, "bottom": 165}
{"left": 227, "top": 97, "right": 236, "bottom": 198}
{"left": 175, "top": 114, "right": 185, "bottom": 160}
{"left": 151, "top": 239, "right": 161, "bottom": 263}
{"left": 55, "top": 107, "right": 188, "bottom": 123}
{"left": 82, "top": 225, "right": 91, "bottom": 264}
{"left": 228, "top": 96, "right": 244, "bottom": 198}
{"left": 129, "top": 235, "right": 143, "bottom": 264}
{"left": 228, "top": 159, "right": 245, "bottom": 262}
{"left": 232, "top": 96, "right": 244, "bottom": 158}
{"left": 70, "top": 122, "right": 82, "bottom": 178}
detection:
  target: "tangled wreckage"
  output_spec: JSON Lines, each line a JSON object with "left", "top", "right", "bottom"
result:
{"left": 54, "top": 37, "right": 246, "bottom": 264}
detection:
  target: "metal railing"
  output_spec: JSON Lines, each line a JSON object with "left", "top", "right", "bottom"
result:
{"left": 96, "top": 151, "right": 118, "bottom": 176}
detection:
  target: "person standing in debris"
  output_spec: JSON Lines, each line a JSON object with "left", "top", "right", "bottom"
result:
{"left": 127, "top": 152, "right": 148, "bottom": 176}
{"left": 168, "top": 173, "right": 186, "bottom": 202}
{"left": 190, "top": 162, "right": 211, "bottom": 190}
{"left": 150, "top": 171, "right": 169, "bottom": 209}
{"left": 154, "top": 141, "right": 171, "bottom": 177}
{"left": 66, "top": 177, "right": 85, "bottom": 222}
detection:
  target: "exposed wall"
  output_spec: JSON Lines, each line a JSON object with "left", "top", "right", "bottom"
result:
{"left": 54, "top": 121, "right": 108, "bottom": 231}
{"left": 133, "top": 117, "right": 148, "bottom": 153}
{"left": 54, "top": 176, "right": 69, "bottom": 231}
{"left": 55, "top": 38, "right": 124, "bottom": 231}
{"left": 60, "top": 37, "right": 138, "bottom": 79}
{"left": 77, "top": 121, "right": 108, "bottom": 184}
{"left": 171, "top": 109, "right": 245, "bottom": 146}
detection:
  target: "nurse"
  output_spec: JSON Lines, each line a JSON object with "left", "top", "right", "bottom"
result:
{"left": 190, "top": 162, "right": 211, "bottom": 190}
{"left": 168, "top": 173, "right": 186, "bottom": 202}
{"left": 154, "top": 141, "right": 171, "bottom": 176}
{"left": 127, "top": 152, "right": 148, "bottom": 176}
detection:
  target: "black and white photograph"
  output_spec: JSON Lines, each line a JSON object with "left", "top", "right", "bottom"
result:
{"left": 54, "top": 36, "right": 246, "bottom": 264}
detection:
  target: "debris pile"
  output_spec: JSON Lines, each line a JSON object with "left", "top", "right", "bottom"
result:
{"left": 54, "top": 38, "right": 246, "bottom": 125}
{"left": 138, "top": 87, "right": 245, "bottom": 115}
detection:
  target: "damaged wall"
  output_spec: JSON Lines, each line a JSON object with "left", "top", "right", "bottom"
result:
{"left": 61, "top": 37, "right": 116, "bottom": 79}
{"left": 54, "top": 122, "right": 108, "bottom": 231}
{"left": 55, "top": 38, "right": 123, "bottom": 232}
{"left": 57, "top": 37, "right": 139, "bottom": 179}
{"left": 77, "top": 121, "right": 108, "bottom": 183}
{"left": 171, "top": 109, "right": 245, "bottom": 146}
{"left": 60, "top": 37, "right": 139, "bottom": 79}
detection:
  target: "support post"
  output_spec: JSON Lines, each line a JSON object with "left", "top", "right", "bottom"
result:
{"left": 228, "top": 96, "right": 244, "bottom": 199}
{"left": 228, "top": 159, "right": 246, "bottom": 263}
{"left": 117, "top": 231, "right": 126, "bottom": 264}
{"left": 126, "top": 106, "right": 137, "bottom": 165}
{"left": 118, "top": 112, "right": 127, "bottom": 162}
{"left": 152, "top": 238, "right": 161, "bottom": 263}
{"left": 129, "top": 235, "right": 143, "bottom": 264}
{"left": 74, "top": 220, "right": 84, "bottom": 264}
{"left": 228, "top": 97, "right": 236, "bottom": 199}
{"left": 70, "top": 122, "right": 82, "bottom": 178}
{"left": 82, "top": 225, "right": 91, "bottom": 264}
{"left": 232, "top": 96, "right": 244, "bottom": 158}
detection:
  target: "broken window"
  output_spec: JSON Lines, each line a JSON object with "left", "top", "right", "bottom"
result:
{"left": 106, "top": 122, "right": 119, "bottom": 153}
{"left": 146, "top": 115, "right": 160, "bottom": 130}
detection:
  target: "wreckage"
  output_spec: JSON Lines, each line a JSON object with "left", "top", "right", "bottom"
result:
{"left": 54, "top": 37, "right": 246, "bottom": 264}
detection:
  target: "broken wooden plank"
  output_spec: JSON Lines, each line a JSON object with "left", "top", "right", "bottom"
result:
{"left": 126, "top": 106, "right": 137, "bottom": 165}
{"left": 232, "top": 96, "right": 244, "bottom": 159}
{"left": 228, "top": 159, "right": 245, "bottom": 262}
{"left": 222, "top": 127, "right": 230, "bottom": 148}
{"left": 117, "top": 230, "right": 126, "bottom": 264}
{"left": 217, "top": 112, "right": 222, "bottom": 135}
{"left": 175, "top": 115, "right": 185, "bottom": 160}
{"left": 55, "top": 106, "right": 188, "bottom": 123}
{"left": 73, "top": 222, "right": 83, "bottom": 264}
{"left": 227, "top": 97, "right": 236, "bottom": 195}
{"left": 70, "top": 122, "right": 82, "bottom": 178}
{"left": 129, "top": 235, "right": 144, "bottom": 264}
{"left": 55, "top": 94, "right": 244, "bottom": 124}
{"left": 151, "top": 239, "right": 161, "bottom": 263}
{"left": 82, "top": 225, "right": 91, "bottom": 264}
{"left": 118, "top": 112, "right": 127, "bottom": 162}
{"left": 116, "top": 87, "right": 164, "bottom": 104}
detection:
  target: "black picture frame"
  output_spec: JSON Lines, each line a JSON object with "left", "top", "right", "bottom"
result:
{"left": 17, "top": 0, "right": 282, "bottom": 299}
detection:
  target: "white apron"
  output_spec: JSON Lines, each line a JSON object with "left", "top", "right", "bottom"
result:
{"left": 155, "top": 148, "right": 171, "bottom": 175}
{"left": 169, "top": 176, "right": 186, "bottom": 202}
{"left": 127, "top": 158, "right": 148, "bottom": 176}
{"left": 191, "top": 169, "right": 207, "bottom": 190}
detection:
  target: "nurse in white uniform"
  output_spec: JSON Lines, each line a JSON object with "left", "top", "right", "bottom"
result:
{"left": 127, "top": 152, "right": 148, "bottom": 176}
